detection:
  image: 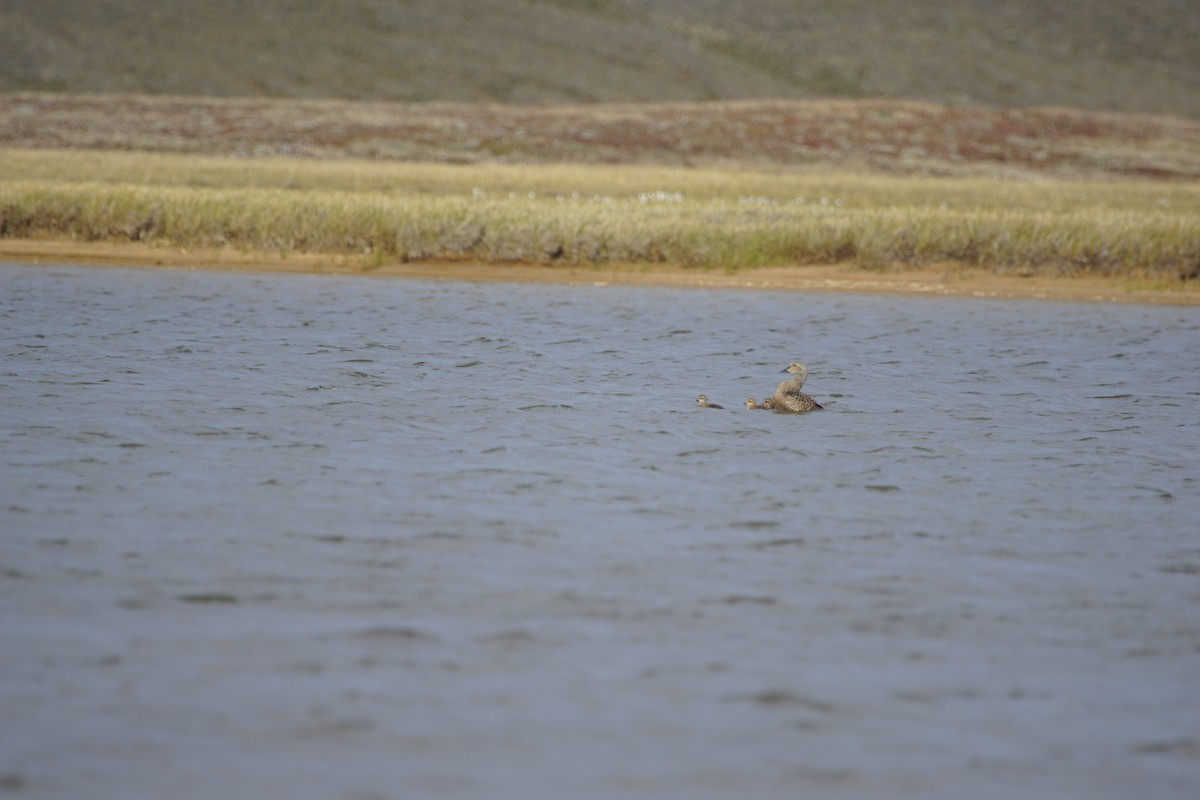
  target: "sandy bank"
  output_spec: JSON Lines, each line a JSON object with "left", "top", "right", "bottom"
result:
{"left": 2, "top": 238, "right": 1197, "bottom": 305}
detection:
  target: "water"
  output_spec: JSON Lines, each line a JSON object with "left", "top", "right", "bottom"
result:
{"left": 2, "top": 262, "right": 1198, "bottom": 799}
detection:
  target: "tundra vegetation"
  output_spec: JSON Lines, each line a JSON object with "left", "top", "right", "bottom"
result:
{"left": 2, "top": 147, "right": 1197, "bottom": 280}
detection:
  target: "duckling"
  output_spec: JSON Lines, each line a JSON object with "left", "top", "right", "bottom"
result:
{"left": 696, "top": 394, "right": 725, "bottom": 409}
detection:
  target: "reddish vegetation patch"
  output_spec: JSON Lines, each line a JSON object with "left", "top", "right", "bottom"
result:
{"left": 1, "top": 93, "right": 1198, "bottom": 179}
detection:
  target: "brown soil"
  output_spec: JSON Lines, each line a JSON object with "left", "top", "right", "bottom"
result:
{"left": 4, "top": 239, "right": 1196, "bottom": 305}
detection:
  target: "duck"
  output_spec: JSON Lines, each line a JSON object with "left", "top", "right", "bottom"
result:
{"left": 696, "top": 394, "right": 725, "bottom": 409}
{"left": 773, "top": 361, "right": 823, "bottom": 413}
{"left": 745, "top": 397, "right": 775, "bottom": 410}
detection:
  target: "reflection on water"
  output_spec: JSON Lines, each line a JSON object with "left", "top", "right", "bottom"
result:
{"left": 2, "top": 263, "right": 1198, "bottom": 799}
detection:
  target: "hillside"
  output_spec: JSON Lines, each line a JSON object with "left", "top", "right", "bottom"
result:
{"left": 1, "top": 0, "right": 1197, "bottom": 117}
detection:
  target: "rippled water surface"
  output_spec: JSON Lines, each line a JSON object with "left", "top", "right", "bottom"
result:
{"left": 2, "top": 263, "right": 1198, "bottom": 799}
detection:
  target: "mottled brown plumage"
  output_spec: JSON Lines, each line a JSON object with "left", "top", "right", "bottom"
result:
{"left": 773, "top": 361, "right": 823, "bottom": 413}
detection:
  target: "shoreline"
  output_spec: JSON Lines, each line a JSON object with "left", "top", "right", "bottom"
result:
{"left": 3, "top": 238, "right": 1198, "bottom": 305}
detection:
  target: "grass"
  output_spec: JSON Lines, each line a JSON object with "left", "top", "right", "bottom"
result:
{"left": 2, "top": 148, "right": 1198, "bottom": 278}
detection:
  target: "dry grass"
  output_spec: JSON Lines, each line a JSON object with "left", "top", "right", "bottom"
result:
{"left": 3, "top": 148, "right": 1197, "bottom": 278}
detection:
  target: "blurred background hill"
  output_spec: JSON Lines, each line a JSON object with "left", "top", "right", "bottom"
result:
{"left": 1, "top": 0, "right": 1197, "bottom": 117}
